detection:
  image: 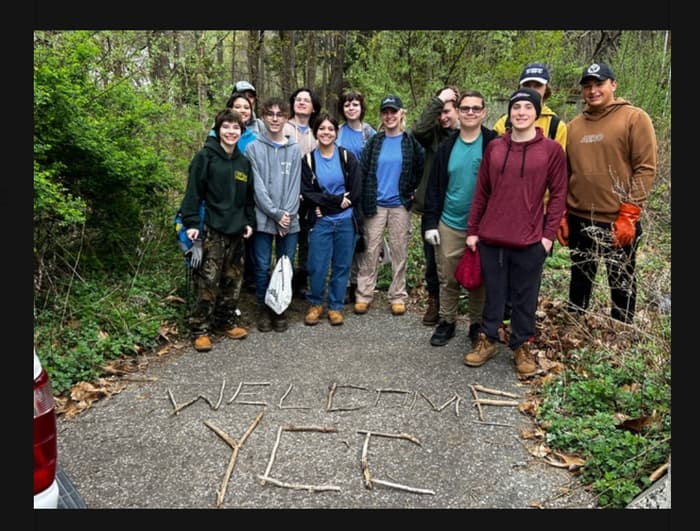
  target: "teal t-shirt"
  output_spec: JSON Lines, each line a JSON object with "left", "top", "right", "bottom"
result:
{"left": 441, "top": 133, "right": 483, "bottom": 231}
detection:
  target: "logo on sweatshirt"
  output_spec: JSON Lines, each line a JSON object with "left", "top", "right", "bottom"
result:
{"left": 580, "top": 133, "right": 604, "bottom": 144}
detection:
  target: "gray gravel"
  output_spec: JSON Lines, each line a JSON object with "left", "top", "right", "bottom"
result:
{"left": 56, "top": 292, "right": 600, "bottom": 510}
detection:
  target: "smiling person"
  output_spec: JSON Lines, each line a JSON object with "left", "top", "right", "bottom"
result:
{"left": 560, "top": 63, "right": 657, "bottom": 324}
{"left": 246, "top": 96, "right": 303, "bottom": 333}
{"left": 180, "top": 108, "right": 255, "bottom": 352}
{"left": 300, "top": 113, "right": 363, "bottom": 326}
{"left": 464, "top": 88, "right": 567, "bottom": 378}
{"left": 354, "top": 94, "right": 425, "bottom": 317}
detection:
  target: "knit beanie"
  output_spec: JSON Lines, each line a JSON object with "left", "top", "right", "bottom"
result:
{"left": 507, "top": 87, "right": 542, "bottom": 119}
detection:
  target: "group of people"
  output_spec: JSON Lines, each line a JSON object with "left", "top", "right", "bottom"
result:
{"left": 178, "top": 60, "right": 657, "bottom": 380}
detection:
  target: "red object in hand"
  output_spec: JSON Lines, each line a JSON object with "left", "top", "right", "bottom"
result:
{"left": 556, "top": 213, "right": 569, "bottom": 246}
{"left": 455, "top": 247, "right": 482, "bottom": 291}
{"left": 612, "top": 202, "right": 641, "bottom": 247}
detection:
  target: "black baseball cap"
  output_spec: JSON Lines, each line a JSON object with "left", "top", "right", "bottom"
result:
{"left": 579, "top": 63, "right": 616, "bottom": 84}
{"left": 380, "top": 95, "right": 403, "bottom": 111}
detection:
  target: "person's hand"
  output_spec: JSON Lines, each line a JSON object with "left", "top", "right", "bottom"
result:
{"left": 612, "top": 203, "right": 641, "bottom": 247}
{"left": 278, "top": 212, "right": 290, "bottom": 229}
{"left": 466, "top": 235, "right": 478, "bottom": 252}
{"left": 186, "top": 228, "right": 200, "bottom": 241}
{"left": 315, "top": 206, "right": 322, "bottom": 218}
{"left": 438, "top": 87, "right": 458, "bottom": 103}
{"left": 243, "top": 225, "right": 253, "bottom": 239}
{"left": 424, "top": 229, "right": 440, "bottom": 246}
{"left": 556, "top": 213, "right": 569, "bottom": 246}
{"left": 541, "top": 237, "right": 553, "bottom": 255}
{"left": 340, "top": 192, "right": 352, "bottom": 209}
{"left": 188, "top": 239, "right": 203, "bottom": 269}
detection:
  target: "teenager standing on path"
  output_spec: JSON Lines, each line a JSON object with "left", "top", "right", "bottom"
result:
{"left": 423, "top": 90, "right": 498, "bottom": 347}
{"left": 181, "top": 109, "right": 255, "bottom": 352}
{"left": 246, "top": 97, "right": 302, "bottom": 333}
{"left": 464, "top": 88, "right": 567, "bottom": 378}
{"left": 354, "top": 95, "right": 424, "bottom": 317}
{"left": 412, "top": 85, "right": 461, "bottom": 326}
{"left": 301, "top": 113, "right": 363, "bottom": 326}
{"left": 558, "top": 63, "right": 657, "bottom": 324}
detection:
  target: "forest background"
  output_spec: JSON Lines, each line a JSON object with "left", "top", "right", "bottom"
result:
{"left": 33, "top": 29, "right": 671, "bottom": 508}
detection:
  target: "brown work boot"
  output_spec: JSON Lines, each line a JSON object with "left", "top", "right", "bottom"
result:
{"left": 391, "top": 302, "right": 406, "bottom": 316}
{"left": 422, "top": 294, "right": 439, "bottom": 326}
{"left": 464, "top": 332, "right": 498, "bottom": 367}
{"left": 305, "top": 304, "right": 323, "bottom": 326}
{"left": 354, "top": 301, "right": 369, "bottom": 315}
{"left": 327, "top": 309, "right": 344, "bottom": 326}
{"left": 193, "top": 335, "right": 212, "bottom": 352}
{"left": 513, "top": 342, "right": 537, "bottom": 378}
{"left": 223, "top": 326, "right": 248, "bottom": 340}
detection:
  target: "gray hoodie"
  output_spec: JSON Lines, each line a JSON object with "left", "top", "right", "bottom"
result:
{"left": 245, "top": 131, "right": 302, "bottom": 235}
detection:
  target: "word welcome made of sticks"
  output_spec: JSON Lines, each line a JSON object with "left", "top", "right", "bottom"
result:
{"left": 166, "top": 380, "right": 521, "bottom": 507}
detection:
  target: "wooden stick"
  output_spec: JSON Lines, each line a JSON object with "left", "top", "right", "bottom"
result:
{"left": 261, "top": 426, "right": 283, "bottom": 486}
{"left": 371, "top": 478, "right": 435, "bottom": 495}
{"left": 167, "top": 389, "right": 178, "bottom": 411}
{"left": 468, "top": 385, "right": 484, "bottom": 421}
{"left": 171, "top": 395, "right": 202, "bottom": 415}
{"left": 437, "top": 395, "right": 457, "bottom": 412}
{"left": 283, "top": 425, "right": 338, "bottom": 433}
{"left": 356, "top": 430, "right": 421, "bottom": 446}
{"left": 473, "top": 398, "right": 520, "bottom": 407}
{"left": 473, "top": 384, "right": 519, "bottom": 399}
{"left": 256, "top": 476, "right": 341, "bottom": 492}
{"left": 326, "top": 382, "right": 337, "bottom": 411}
{"left": 203, "top": 420, "right": 238, "bottom": 449}
{"left": 455, "top": 395, "right": 461, "bottom": 417}
{"left": 409, "top": 391, "right": 418, "bottom": 410}
{"left": 471, "top": 420, "right": 514, "bottom": 428}
{"left": 361, "top": 432, "right": 372, "bottom": 489}
{"left": 214, "top": 379, "right": 225, "bottom": 410}
{"left": 328, "top": 406, "right": 364, "bottom": 412}
{"left": 373, "top": 388, "right": 410, "bottom": 407}
{"left": 419, "top": 392, "right": 439, "bottom": 411}
{"left": 235, "top": 400, "right": 268, "bottom": 406}
{"left": 227, "top": 382, "right": 243, "bottom": 404}
{"left": 278, "top": 384, "right": 310, "bottom": 410}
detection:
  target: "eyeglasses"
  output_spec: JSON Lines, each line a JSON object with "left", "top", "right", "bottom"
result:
{"left": 265, "top": 112, "right": 287, "bottom": 119}
{"left": 458, "top": 106, "right": 484, "bottom": 114}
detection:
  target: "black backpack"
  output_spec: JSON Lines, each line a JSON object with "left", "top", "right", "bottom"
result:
{"left": 505, "top": 114, "right": 560, "bottom": 140}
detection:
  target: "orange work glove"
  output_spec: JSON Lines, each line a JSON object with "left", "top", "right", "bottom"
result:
{"left": 556, "top": 213, "right": 569, "bottom": 246}
{"left": 612, "top": 202, "right": 641, "bottom": 247}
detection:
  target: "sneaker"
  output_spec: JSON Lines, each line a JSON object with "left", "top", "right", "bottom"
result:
{"left": 468, "top": 322, "right": 481, "bottom": 343}
{"left": 464, "top": 332, "right": 498, "bottom": 367}
{"left": 272, "top": 311, "right": 288, "bottom": 332}
{"left": 257, "top": 305, "right": 273, "bottom": 333}
{"left": 513, "top": 342, "right": 537, "bottom": 378}
{"left": 305, "top": 305, "right": 323, "bottom": 326}
{"left": 422, "top": 294, "right": 439, "bottom": 326}
{"left": 328, "top": 310, "right": 344, "bottom": 326}
{"left": 193, "top": 335, "right": 212, "bottom": 352}
{"left": 430, "top": 319, "right": 456, "bottom": 346}
{"left": 391, "top": 302, "right": 406, "bottom": 316}
{"left": 354, "top": 301, "right": 369, "bottom": 315}
{"left": 223, "top": 326, "right": 248, "bottom": 340}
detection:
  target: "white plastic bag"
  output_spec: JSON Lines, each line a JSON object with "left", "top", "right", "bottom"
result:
{"left": 265, "top": 254, "right": 293, "bottom": 314}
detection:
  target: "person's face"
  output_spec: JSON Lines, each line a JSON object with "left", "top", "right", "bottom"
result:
{"left": 380, "top": 107, "right": 402, "bottom": 131}
{"left": 293, "top": 91, "right": 313, "bottom": 117}
{"left": 262, "top": 105, "right": 288, "bottom": 133}
{"left": 439, "top": 100, "right": 459, "bottom": 129}
{"left": 219, "top": 120, "right": 242, "bottom": 148}
{"left": 244, "top": 91, "right": 256, "bottom": 105}
{"left": 231, "top": 97, "right": 252, "bottom": 123}
{"left": 457, "top": 97, "right": 486, "bottom": 128}
{"left": 509, "top": 100, "right": 537, "bottom": 130}
{"left": 315, "top": 119, "right": 337, "bottom": 148}
{"left": 342, "top": 99, "right": 362, "bottom": 121}
{"left": 521, "top": 80, "right": 546, "bottom": 101}
{"left": 581, "top": 78, "right": 617, "bottom": 110}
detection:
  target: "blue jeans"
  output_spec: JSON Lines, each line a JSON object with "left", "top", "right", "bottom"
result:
{"left": 306, "top": 216, "right": 355, "bottom": 311}
{"left": 254, "top": 231, "right": 299, "bottom": 306}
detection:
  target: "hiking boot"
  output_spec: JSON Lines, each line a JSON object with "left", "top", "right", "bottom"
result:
{"left": 468, "top": 322, "right": 481, "bottom": 343}
{"left": 391, "top": 302, "right": 406, "bottom": 316}
{"left": 328, "top": 309, "right": 344, "bottom": 326}
{"left": 257, "top": 305, "right": 273, "bottom": 333}
{"left": 464, "top": 332, "right": 498, "bottom": 367}
{"left": 422, "top": 294, "right": 439, "bottom": 326}
{"left": 272, "top": 310, "right": 288, "bottom": 332}
{"left": 223, "top": 326, "right": 248, "bottom": 340}
{"left": 305, "top": 304, "right": 323, "bottom": 326}
{"left": 430, "top": 319, "right": 456, "bottom": 346}
{"left": 354, "top": 301, "right": 369, "bottom": 315}
{"left": 513, "top": 342, "right": 537, "bottom": 378}
{"left": 193, "top": 335, "right": 212, "bottom": 352}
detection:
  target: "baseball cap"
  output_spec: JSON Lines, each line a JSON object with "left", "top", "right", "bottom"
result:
{"left": 380, "top": 95, "right": 403, "bottom": 111}
{"left": 519, "top": 62, "right": 550, "bottom": 86}
{"left": 234, "top": 80, "right": 256, "bottom": 94}
{"left": 579, "top": 63, "right": 616, "bottom": 84}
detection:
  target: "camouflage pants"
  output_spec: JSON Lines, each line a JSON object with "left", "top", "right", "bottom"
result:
{"left": 188, "top": 226, "right": 246, "bottom": 338}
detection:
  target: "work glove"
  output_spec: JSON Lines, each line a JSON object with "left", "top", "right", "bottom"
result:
{"left": 424, "top": 229, "right": 440, "bottom": 246}
{"left": 612, "top": 202, "right": 641, "bottom": 248}
{"left": 188, "top": 239, "right": 203, "bottom": 269}
{"left": 556, "top": 212, "right": 569, "bottom": 246}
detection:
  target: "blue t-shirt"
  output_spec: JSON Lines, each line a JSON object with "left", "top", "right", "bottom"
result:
{"left": 314, "top": 149, "right": 352, "bottom": 222}
{"left": 376, "top": 133, "right": 404, "bottom": 208}
{"left": 337, "top": 123, "right": 376, "bottom": 160}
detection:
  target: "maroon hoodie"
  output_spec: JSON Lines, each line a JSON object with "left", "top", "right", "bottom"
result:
{"left": 467, "top": 127, "right": 567, "bottom": 248}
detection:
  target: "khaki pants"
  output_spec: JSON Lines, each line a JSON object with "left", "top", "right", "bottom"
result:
{"left": 356, "top": 206, "right": 411, "bottom": 305}
{"left": 435, "top": 220, "right": 484, "bottom": 325}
